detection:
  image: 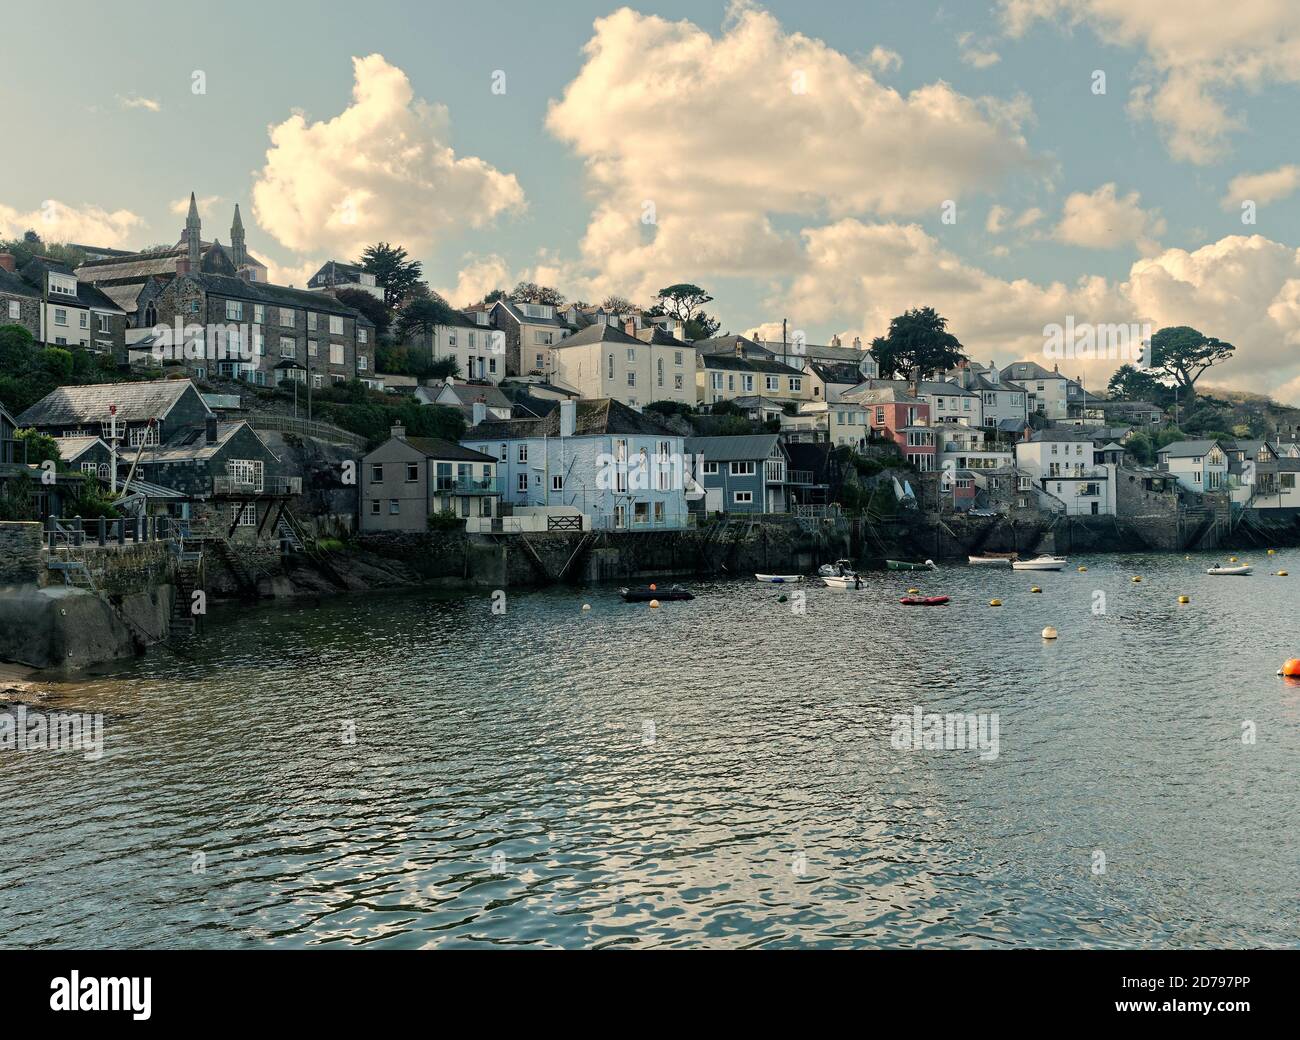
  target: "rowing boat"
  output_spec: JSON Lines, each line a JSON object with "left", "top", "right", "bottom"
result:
{"left": 886, "top": 559, "right": 936, "bottom": 571}
{"left": 756, "top": 574, "right": 802, "bottom": 583}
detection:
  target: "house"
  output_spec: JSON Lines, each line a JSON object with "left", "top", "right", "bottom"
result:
{"left": 917, "top": 380, "right": 983, "bottom": 426}
{"left": 75, "top": 197, "right": 267, "bottom": 323}
{"left": 0, "top": 254, "right": 127, "bottom": 360}
{"left": 999, "top": 361, "right": 1078, "bottom": 420}
{"left": 846, "top": 383, "right": 935, "bottom": 470}
{"left": 0, "top": 403, "right": 88, "bottom": 521}
{"left": 1221, "top": 439, "right": 1282, "bottom": 505}
{"left": 693, "top": 334, "right": 776, "bottom": 361}
{"left": 0, "top": 404, "right": 15, "bottom": 465}
{"left": 463, "top": 398, "right": 689, "bottom": 531}
{"left": 953, "top": 365, "right": 1028, "bottom": 429}
{"left": 360, "top": 424, "right": 499, "bottom": 531}
{"left": 683, "top": 434, "right": 805, "bottom": 514}
{"left": 404, "top": 309, "right": 505, "bottom": 383}
{"left": 548, "top": 321, "right": 696, "bottom": 408}
{"left": 307, "top": 261, "right": 383, "bottom": 300}
{"left": 420, "top": 379, "right": 512, "bottom": 421}
{"left": 51, "top": 436, "right": 115, "bottom": 480}
{"left": 940, "top": 468, "right": 979, "bottom": 511}
{"left": 935, "top": 424, "right": 1013, "bottom": 474}
{"left": 750, "top": 332, "right": 880, "bottom": 381}
{"left": 1098, "top": 398, "right": 1164, "bottom": 427}
{"left": 1015, "top": 428, "right": 1116, "bottom": 514}
{"left": 17, "top": 379, "right": 214, "bottom": 446}
{"left": 485, "top": 298, "right": 573, "bottom": 376}
{"left": 780, "top": 399, "right": 870, "bottom": 449}
{"left": 1156, "top": 439, "right": 1229, "bottom": 495}
{"left": 698, "top": 354, "right": 810, "bottom": 407}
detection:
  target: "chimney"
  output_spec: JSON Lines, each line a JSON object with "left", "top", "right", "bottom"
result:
{"left": 0, "top": 253, "right": 14, "bottom": 273}
{"left": 852, "top": 336, "right": 862, "bottom": 350}
{"left": 176, "top": 258, "right": 191, "bottom": 276}
{"left": 673, "top": 318, "right": 685, "bottom": 340}
{"left": 624, "top": 319, "right": 637, "bottom": 337}
{"left": 205, "top": 415, "right": 218, "bottom": 444}
{"left": 391, "top": 422, "right": 406, "bottom": 441}
{"left": 471, "top": 401, "right": 487, "bottom": 426}
{"left": 560, "top": 398, "right": 576, "bottom": 438}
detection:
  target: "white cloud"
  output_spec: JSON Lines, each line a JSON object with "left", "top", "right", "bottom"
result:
{"left": 252, "top": 54, "right": 525, "bottom": 258}
{"left": 866, "top": 45, "right": 903, "bottom": 73}
{"left": 0, "top": 200, "right": 145, "bottom": 247}
{"left": 434, "top": 254, "right": 514, "bottom": 307}
{"left": 262, "top": 257, "right": 321, "bottom": 289}
{"left": 998, "top": 0, "right": 1300, "bottom": 163}
{"left": 546, "top": 1, "right": 1042, "bottom": 304}
{"left": 1220, "top": 165, "right": 1300, "bottom": 210}
{"left": 987, "top": 204, "right": 1044, "bottom": 234}
{"left": 117, "top": 94, "right": 161, "bottom": 113}
{"left": 957, "top": 32, "right": 1002, "bottom": 69}
{"left": 1054, "top": 183, "right": 1165, "bottom": 252}
{"left": 168, "top": 194, "right": 224, "bottom": 217}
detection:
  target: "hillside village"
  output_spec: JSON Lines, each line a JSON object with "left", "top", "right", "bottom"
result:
{"left": 4, "top": 196, "right": 1300, "bottom": 611}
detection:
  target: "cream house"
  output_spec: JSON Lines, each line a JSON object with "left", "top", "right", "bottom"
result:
{"left": 549, "top": 322, "right": 696, "bottom": 409}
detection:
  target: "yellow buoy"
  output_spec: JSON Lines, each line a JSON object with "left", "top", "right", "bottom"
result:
{"left": 1229, "top": 556, "right": 1238, "bottom": 563}
{"left": 1030, "top": 586, "right": 1042, "bottom": 593}
{"left": 649, "top": 599, "right": 660, "bottom": 608}
{"left": 989, "top": 599, "right": 1002, "bottom": 607}
{"left": 908, "top": 587, "right": 920, "bottom": 594}
{"left": 1268, "top": 549, "right": 1276, "bottom": 555}
{"left": 1177, "top": 595, "right": 1189, "bottom": 604}
{"left": 1131, "top": 576, "right": 1142, "bottom": 583}
{"left": 1042, "top": 626, "right": 1058, "bottom": 639}
{"left": 1278, "top": 570, "right": 1289, "bottom": 577}
{"left": 1077, "top": 565, "right": 1087, "bottom": 572}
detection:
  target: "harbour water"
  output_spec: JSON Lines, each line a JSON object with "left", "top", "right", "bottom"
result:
{"left": 1, "top": 550, "right": 1297, "bottom": 948}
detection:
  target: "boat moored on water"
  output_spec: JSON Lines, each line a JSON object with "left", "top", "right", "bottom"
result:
{"left": 1206, "top": 564, "right": 1252, "bottom": 575}
{"left": 756, "top": 574, "right": 802, "bottom": 583}
{"left": 621, "top": 585, "right": 694, "bottom": 602}
{"left": 899, "top": 595, "right": 949, "bottom": 606}
{"left": 818, "top": 559, "right": 855, "bottom": 577}
{"left": 886, "top": 559, "right": 937, "bottom": 572}
{"left": 1011, "top": 555, "right": 1067, "bottom": 571}
{"left": 968, "top": 552, "right": 1016, "bottom": 566}
{"left": 821, "top": 574, "right": 865, "bottom": 589}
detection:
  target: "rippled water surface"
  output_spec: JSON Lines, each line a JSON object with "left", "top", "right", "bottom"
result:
{"left": 1, "top": 550, "right": 1297, "bottom": 948}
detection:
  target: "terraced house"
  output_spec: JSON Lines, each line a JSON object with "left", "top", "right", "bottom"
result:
{"left": 486, "top": 298, "right": 572, "bottom": 376}
{"left": 698, "top": 353, "right": 811, "bottom": 408}
{"left": 549, "top": 321, "right": 696, "bottom": 409}
{"left": 0, "top": 253, "right": 126, "bottom": 360}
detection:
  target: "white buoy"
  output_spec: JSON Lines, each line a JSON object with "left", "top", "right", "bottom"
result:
{"left": 582, "top": 604, "right": 592, "bottom": 611}
{"left": 1042, "top": 626, "right": 1058, "bottom": 639}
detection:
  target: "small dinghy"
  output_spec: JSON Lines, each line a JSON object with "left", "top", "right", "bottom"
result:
{"left": 756, "top": 573, "right": 802, "bottom": 583}
{"left": 886, "top": 559, "right": 937, "bottom": 571}
{"left": 899, "top": 595, "right": 949, "bottom": 606}
{"left": 621, "top": 584, "right": 694, "bottom": 602}
{"left": 1206, "top": 564, "right": 1252, "bottom": 576}
{"left": 968, "top": 553, "right": 1015, "bottom": 566}
{"left": 1012, "top": 555, "right": 1067, "bottom": 571}
{"left": 818, "top": 559, "right": 855, "bottom": 577}
{"left": 821, "top": 574, "right": 865, "bottom": 589}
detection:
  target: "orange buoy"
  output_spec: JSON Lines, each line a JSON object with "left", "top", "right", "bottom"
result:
{"left": 1281, "top": 659, "right": 1300, "bottom": 677}
{"left": 649, "top": 583, "right": 657, "bottom": 591}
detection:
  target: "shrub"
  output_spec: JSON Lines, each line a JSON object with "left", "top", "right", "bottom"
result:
{"left": 427, "top": 509, "right": 464, "bottom": 532}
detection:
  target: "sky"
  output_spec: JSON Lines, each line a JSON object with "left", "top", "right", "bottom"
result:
{"left": 3, "top": 0, "right": 1300, "bottom": 399}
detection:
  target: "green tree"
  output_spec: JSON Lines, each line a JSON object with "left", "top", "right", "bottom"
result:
{"left": 1149, "top": 326, "right": 1235, "bottom": 399}
{"left": 869, "top": 306, "right": 966, "bottom": 382}
{"left": 601, "top": 295, "right": 634, "bottom": 313}
{"left": 335, "top": 287, "right": 390, "bottom": 337}
{"left": 1107, "top": 363, "right": 1172, "bottom": 406}
{"left": 397, "top": 295, "right": 459, "bottom": 344}
{"left": 685, "top": 311, "right": 722, "bottom": 340}
{"left": 655, "top": 283, "right": 713, "bottom": 326}
{"left": 359, "top": 243, "right": 424, "bottom": 309}
{"left": 39, "top": 346, "right": 74, "bottom": 381}
{"left": 509, "top": 281, "right": 565, "bottom": 307}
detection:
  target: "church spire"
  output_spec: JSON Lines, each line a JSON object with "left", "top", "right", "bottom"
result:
{"left": 185, "top": 192, "right": 201, "bottom": 268}
{"left": 231, "top": 203, "right": 246, "bottom": 269}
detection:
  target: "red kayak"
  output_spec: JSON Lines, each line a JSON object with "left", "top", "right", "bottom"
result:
{"left": 899, "top": 595, "right": 949, "bottom": 606}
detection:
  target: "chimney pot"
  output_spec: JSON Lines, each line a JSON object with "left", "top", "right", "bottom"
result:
{"left": 624, "top": 319, "right": 636, "bottom": 336}
{"left": 391, "top": 422, "right": 406, "bottom": 441}
{"left": 560, "top": 398, "right": 577, "bottom": 438}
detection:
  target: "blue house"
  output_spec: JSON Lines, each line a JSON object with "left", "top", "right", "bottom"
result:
{"left": 684, "top": 434, "right": 800, "bottom": 514}
{"left": 463, "top": 398, "right": 690, "bottom": 530}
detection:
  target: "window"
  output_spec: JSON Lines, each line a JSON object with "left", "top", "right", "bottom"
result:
{"left": 370, "top": 499, "right": 380, "bottom": 515}
{"left": 307, "top": 311, "right": 318, "bottom": 331}
{"left": 357, "top": 355, "right": 367, "bottom": 371}
{"left": 627, "top": 371, "right": 636, "bottom": 387}
{"left": 231, "top": 503, "right": 257, "bottom": 526}
{"left": 633, "top": 502, "right": 650, "bottom": 525}
{"left": 253, "top": 304, "right": 265, "bottom": 324}
{"left": 711, "top": 373, "right": 724, "bottom": 391}
{"left": 615, "top": 504, "right": 627, "bottom": 529}
{"left": 497, "top": 443, "right": 507, "bottom": 461}
{"left": 674, "top": 374, "right": 683, "bottom": 390}
{"left": 674, "top": 351, "right": 683, "bottom": 365}
{"left": 97, "top": 314, "right": 111, "bottom": 333}
{"left": 330, "top": 343, "right": 344, "bottom": 365}
{"left": 654, "top": 501, "right": 665, "bottom": 524}
{"left": 370, "top": 464, "right": 383, "bottom": 483}
{"left": 307, "top": 340, "right": 318, "bottom": 358}
{"left": 280, "top": 308, "right": 295, "bottom": 327}
{"left": 128, "top": 425, "right": 159, "bottom": 447}
{"left": 279, "top": 336, "right": 296, "bottom": 358}
{"left": 741, "top": 375, "right": 754, "bottom": 393}
{"left": 765, "top": 376, "right": 779, "bottom": 392}
{"left": 702, "top": 461, "right": 719, "bottom": 475}
{"left": 358, "top": 328, "right": 368, "bottom": 344}
{"left": 657, "top": 358, "right": 664, "bottom": 387}
{"left": 227, "top": 459, "right": 263, "bottom": 491}
{"left": 389, "top": 499, "right": 400, "bottom": 515}
{"left": 329, "top": 315, "right": 344, "bottom": 335}
{"left": 225, "top": 300, "right": 243, "bottom": 320}
{"left": 789, "top": 377, "right": 802, "bottom": 392}
{"left": 79, "top": 312, "right": 89, "bottom": 329}
{"left": 405, "top": 463, "right": 419, "bottom": 483}
{"left": 551, "top": 475, "right": 563, "bottom": 491}
{"left": 729, "top": 461, "right": 756, "bottom": 476}
{"left": 6, "top": 301, "right": 18, "bottom": 320}
{"left": 54, "top": 308, "right": 67, "bottom": 326}
{"left": 312, "top": 375, "right": 322, "bottom": 389}
{"left": 517, "top": 473, "right": 528, "bottom": 493}
{"left": 733, "top": 490, "right": 753, "bottom": 504}
{"left": 534, "top": 331, "right": 554, "bottom": 345}
{"left": 517, "top": 444, "right": 528, "bottom": 463}
{"left": 535, "top": 353, "right": 544, "bottom": 369}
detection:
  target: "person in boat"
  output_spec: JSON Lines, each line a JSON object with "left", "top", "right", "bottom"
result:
{"left": 854, "top": 572, "right": 862, "bottom": 589}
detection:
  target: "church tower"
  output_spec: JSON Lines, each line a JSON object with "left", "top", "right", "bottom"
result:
{"left": 184, "top": 192, "right": 201, "bottom": 270}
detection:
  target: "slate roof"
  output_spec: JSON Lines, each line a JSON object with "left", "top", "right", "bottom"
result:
{"left": 308, "top": 260, "right": 367, "bottom": 287}
{"left": 693, "top": 335, "right": 775, "bottom": 359}
{"left": 465, "top": 398, "right": 679, "bottom": 440}
{"left": 52, "top": 436, "right": 108, "bottom": 462}
{"left": 0, "top": 266, "right": 40, "bottom": 299}
{"left": 808, "top": 360, "right": 865, "bottom": 385}
{"left": 1001, "top": 361, "right": 1067, "bottom": 382}
{"left": 551, "top": 321, "right": 643, "bottom": 348}
{"left": 917, "top": 379, "right": 978, "bottom": 397}
{"left": 20, "top": 258, "right": 125, "bottom": 313}
{"left": 1156, "top": 439, "right": 1225, "bottom": 458}
{"left": 492, "top": 298, "right": 567, "bottom": 328}
{"left": 77, "top": 240, "right": 267, "bottom": 278}
{"left": 684, "top": 434, "right": 781, "bottom": 462}
{"left": 700, "top": 354, "right": 803, "bottom": 375}
{"left": 140, "top": 421, "right": 270, "bottom": 463}
{"left": 436, "top": 382, "right": 512, "bottom": 410}
{"left": 1026, "top": 427, "right": 1103, "bottom": 443}
{"left": 189, "top": 274, "right": 374, "bottom": 324}
{"left": 17, "top": 380, "right": 209, "bottom": 426}
{"left": 403, "top": 437, "right": 497, "bottom": 463}
{"left": 844, "top": 383, "right": 923, "bottom": 405}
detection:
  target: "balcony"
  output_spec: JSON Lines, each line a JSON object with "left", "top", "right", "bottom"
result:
{"left": 435, "top": 475, "right": 501, "bottom": 495}
{"left": 212, "top": 475, "right": 302, "bottom": 497}
{"left": 784, "top": 469, "right": 815, "bottom": 485}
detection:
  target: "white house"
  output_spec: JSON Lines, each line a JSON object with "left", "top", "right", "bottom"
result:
{"left": 954, "top": 365, "right": 1028, "bottom": 429}
{"left": 548, "top": 321, "right": 696, "bottom": 408}
{"left": 1000, "top": 361, "right": 1078, "bottom": 421}
{"left": 405, "top": 311, "right": 505, "bottom": 383}
{"left": 918, "top": 380, "right": 983, "bottom": 426}
{"left": 1015, "top": 428, "right": 1116, "bottom": 515}
{"left": 1156, "top": 439, "right": 1229, "bottom": 495}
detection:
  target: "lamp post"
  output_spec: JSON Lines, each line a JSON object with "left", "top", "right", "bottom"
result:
{"left": 274, "top": 358, "right": 307, "bottom": 418}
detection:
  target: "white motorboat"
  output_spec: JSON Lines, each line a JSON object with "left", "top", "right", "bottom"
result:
{"left": 968, "top": 555, "right": 1014, "bottom": 566}
{"left": 1206, "top": 564, "right": 1252, "bottom": 575}
{"left": 818, "top": 559, "right": 854, "bottom": 577}
{"left": 756, "top": 573, "right": 802, "bottom": 583}
{"left": 1011, "top": 555, "right": 1067, "bottom": 571}
{"left": 821, "top": 574, "right": 865, "bottom": 589}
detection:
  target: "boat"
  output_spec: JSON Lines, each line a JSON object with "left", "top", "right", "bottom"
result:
{"left": 968, "top": 554, "right": 1015, "bottom": 566}
{"left": 821, "top": 574, "right": 865, "bottom": 589}
{"left": 899, "top": 595, "right": 949, "bottom": 606}
{"left": 756, "top": 573, "right": 802, "bottom": 583}
{"left": 621, "top": 585, "right": 695, "bottom": 602}
{"left": 1206, "top": 564, "right": 1252, "bottom": 576}
{"left": 886, "top": 559, "right": 937, "bottom": 572}
{"left": 818, "top": 559, "right": 855, "bottom": 577}
{"left": 1011, "top": 555, "right": 1067, "bottom": 571}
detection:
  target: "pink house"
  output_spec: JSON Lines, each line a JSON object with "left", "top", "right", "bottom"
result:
{"left": 851, "top": 383, "right": 936, "bottom": 471}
